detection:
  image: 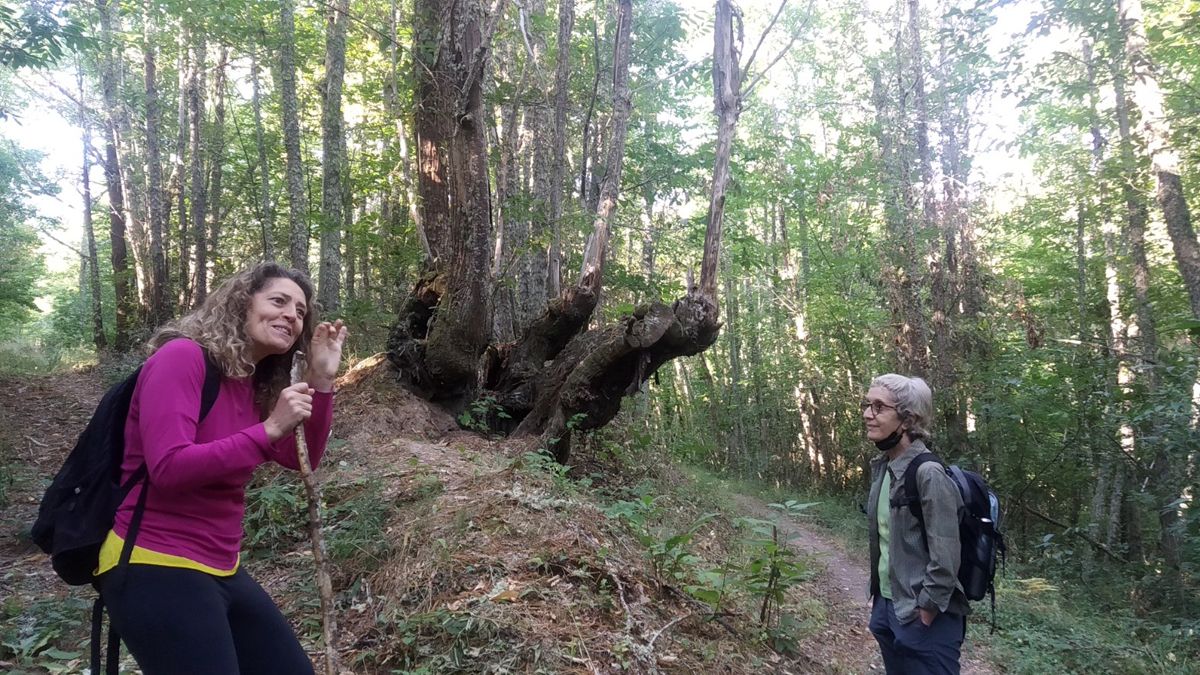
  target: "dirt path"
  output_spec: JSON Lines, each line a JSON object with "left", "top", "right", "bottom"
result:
{"left": 734, "top": 495, "right": 997, "bottom": 674}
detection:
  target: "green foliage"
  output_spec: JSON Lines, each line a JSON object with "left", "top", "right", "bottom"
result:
{"left": 603, "top": 493, "right": 716, "bottom": 584}
{"left": 379, "top": 609, "right": 513, "bottom": 673}
{"left": 457, "top": 395, "right": 510, "bottom": 434}
{"left": 517, "top": 449, "right": 573, "bottom": 487}
{"left": 0, "top": 0, "right": 88, "bottom": 70}
{"left": 0, "top": 595, "right": 89, "bottom": 671}
{"left": 242, "top": 470, "right": 307, "bottom": 554}
{"left": 0, "top": 434, "right": 9, "bottom": 509}
{"left": 325, "top": 477, "right": 394, "bottom": 566}
{"left": 244, "top": 456, "right": 395, "bottom": 572}
{"left": 737, "top": 501, "right": 818, "bottom": 629}
{"left": 988, "top": 574, "right": 1199, "bottom": 674}
{"left": 0, "top": 139, "right": 49, "bottom": 325}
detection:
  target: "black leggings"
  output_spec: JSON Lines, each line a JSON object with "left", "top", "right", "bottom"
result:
{"left": 98, "top": 564, "right": 314, "bottom": 675}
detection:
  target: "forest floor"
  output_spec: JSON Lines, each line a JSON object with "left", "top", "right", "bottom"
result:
{"left": 0, "top": 362, "right": 999, "bottom": 674}
{"left": 733, "top": 495, "right": 996, "bottom": 674}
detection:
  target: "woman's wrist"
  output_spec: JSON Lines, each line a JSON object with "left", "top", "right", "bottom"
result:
{"left": 308, "top": 376, "right": 335, "bottom": 392}
{"left": 263, "top": 418, "right": 284, "bottom": 442}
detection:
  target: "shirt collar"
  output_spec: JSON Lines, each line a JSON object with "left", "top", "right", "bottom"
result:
{"left": 873, "top": 438, "right": 929, "bottom": 478}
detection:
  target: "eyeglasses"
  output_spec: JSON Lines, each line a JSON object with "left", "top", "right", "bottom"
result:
{"left": 860, "top": 400, "right": 898, "bottom": 416}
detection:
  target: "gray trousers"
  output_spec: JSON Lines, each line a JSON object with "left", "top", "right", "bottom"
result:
{"left": 869, "top": 596, "right": 964, "bottom": 675}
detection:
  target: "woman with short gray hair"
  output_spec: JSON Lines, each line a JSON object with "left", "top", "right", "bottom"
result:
{"left": 868, "top": 373, "right": 934, "bottom": 444}
{"left": 863, "top": 374, "right": 967, "bottom": 674}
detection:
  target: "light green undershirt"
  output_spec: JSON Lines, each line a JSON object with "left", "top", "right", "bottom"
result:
{"left": 877, "top": 469, "right": 892, "bottom": 600}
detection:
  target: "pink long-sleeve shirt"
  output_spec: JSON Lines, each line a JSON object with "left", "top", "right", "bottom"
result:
{"left": 113, "top": 338, "right": 333, "bottom": 570}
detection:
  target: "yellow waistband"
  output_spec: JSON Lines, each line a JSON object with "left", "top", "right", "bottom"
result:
{"left": 96, "top": 530, "right": 239, "bottom": 577}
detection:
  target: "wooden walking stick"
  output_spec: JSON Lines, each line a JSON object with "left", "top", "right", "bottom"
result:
{"left": 291, "top": 351, "right": 339, "bottom": 675}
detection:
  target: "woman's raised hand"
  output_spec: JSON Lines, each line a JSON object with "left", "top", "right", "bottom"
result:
{"left": 306, "top": 320, "right": 348, "bottom": 391}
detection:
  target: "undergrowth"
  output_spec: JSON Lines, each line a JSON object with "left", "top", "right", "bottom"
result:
{"left": 568, "top": 427, "right": 826, "bottom": 659}
{"left": 729, "top": 474, "right": 1200, "bottom": 674}
{"left": 0, "top": 594, "right": 94, "bottom": 674}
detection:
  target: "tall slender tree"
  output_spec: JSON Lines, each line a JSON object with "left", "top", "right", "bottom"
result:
{"left": 142, "top": 0, "right": 168, "bottom": 323}
{"left": 251, "top": 48, "right": 274, "bottom": 260}
{"left": 1117, "top": 0, "right": 1200, "bottom": 320}
{"left": 97, "top": 0, "right": 131, "bottom": 350}
{"left": 279, "top": 0, "right": 309, "bottom": 273}
{"left": 318, "top": 0, "right": 350, "bottom": 313}
{"left": 188, "top": 31, "right": 209, "bottom": 305}
{"left": 79, "top": 64, "right": 106, "bottom": 351}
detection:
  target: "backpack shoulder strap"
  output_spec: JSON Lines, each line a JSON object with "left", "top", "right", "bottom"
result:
{"left": 894, "top": 451, "right": 943, "bottom": 524}
{"left": 199, "top": 349, "right": 222, "bottom": 422}
{"left": 120, "top": 349, "right": 220, "bottom": 552}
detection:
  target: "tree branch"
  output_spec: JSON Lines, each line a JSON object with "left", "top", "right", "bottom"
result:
{"left": 36, "top": 225, "right": 85, "bottom": 258}
{"left": 741, "top": 0, "right": 816, "bottom": 101}
{"left": 1048, "top": 338, "right": 1159, "bottom": 365}
{"left": 1015, "top": 500, "right": 1129, "bottom": 564}
{"left": 740, "top": 0, "right": 787, "bottom": 77}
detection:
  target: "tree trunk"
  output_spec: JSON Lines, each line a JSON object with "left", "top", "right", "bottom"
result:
{"left": 279, "top": 0, "right": 309, "bottom": 273}
{"left": 383, "top": 0, "right": 429, "bottom": 265}
{"left": 491, "top": 67, "right": 522, "bottom": 343}
{"left": 1109, "top": 55, "right": 1156, "bottom": 370}
{"left": 476, "top": 0, "right": 723, "bottom": 459}
{"left": 578, "top": 17, "right": 602, "bottom": 207}
{"left": 98, "top": 0, "right": 131, "bottom": 351}
{"left": 578, "top": 0, "right": 633, "bottom": 297}
{"left": 318, "top": 0, "right": 350, "bottom": 313}
{"left": 207, "top": 45, "right": 228, "bottom": 279}
{"left": 1109, "top": 23, "right": 1185, "bottom": 574}
{"left": 80, "top": 66, "right": 107, "bottom": 352}
{"left": 935, "top": 35, "right": 971, "bottom": 450}
{"left": 1118, "top": 0, "right": 1200, "bottom": 320}
{"left": 100, "top": 10, "right": 151, "bottom": 317}
{"left": 524, "top": 0, "right": 552, "bottom": 321}
{"left": 697, "top": 0, "right": 741, "bottom": 303}
{"left": 548, "top": 0, "right": 574, "bottom": 297}
{"left": 170, "top": 27, "right": 189, "bottom": 305}
{"left": 392, "top": 0, "right": 728, "bottom": 461}
{"left": 252, "top": 49, "right": 275, "bottom": 261}
{"left": 188, "top": 32, "right": 209, "bottom": 306}
{"left": 387, "top": 0, "right": 504, "bottom": 397}
{"left": 911, "top": 0, "right": 947, "bottom": 395}
{"left": 142, "top": 0, "right": 168, "bottom": 324}
{"left": 640, "top": 193, "right": 655, "bottom": 290}
{"left": 870, "top": 65, "right": 927, "bottom": 376}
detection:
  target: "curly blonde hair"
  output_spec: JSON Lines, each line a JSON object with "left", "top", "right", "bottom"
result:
{"left": 147, "top": 263, "right": 319, "bottom": 414}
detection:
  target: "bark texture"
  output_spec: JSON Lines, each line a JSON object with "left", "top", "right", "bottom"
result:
{"left": 251, "top": 51, "right": 275, "bottom": 260}
{"left": 187, "top": 32, "right": 208, "bottom": 305}
{"left": 388, "top": 0, "right": 502, "bottom": 398}
{"left": 318, "top": 0, "right": 350, "bottom": 313}
{"left": 578, "top": 0, "right": 634, "bottom": 296}
{"left": 1118, "top": 0, "right": 1200, "bottom": 320}
{"left": 98, "top": 0, "right": 131, "bottom": 350}
{"left": 142, "top": 0, "right": 168, "bottom": 324}
{"left": 698, "top": 0, "right": 741, "bottom": 302}
{"left": 1118, "top": 0, "right": 1188, "bottom": 574}
{"left": 80, "top": 67, "right": 107, "bottom": 352}
{"left": 547, "top": 0, "right": 574, "bottom": 297}
{"left": 279, "top": 0, "right": 309, "bottom": 273}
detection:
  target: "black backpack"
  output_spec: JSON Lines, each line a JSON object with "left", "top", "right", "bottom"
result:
{"left": 30, "top": 353, "right": 220, "bottom": 673}
{"left": 894, "top": 452, "right": 1006, "bottom": 630}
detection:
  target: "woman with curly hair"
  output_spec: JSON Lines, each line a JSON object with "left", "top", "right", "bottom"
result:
{"left": 96, "top": 262, "right": 347, "bottom": 674}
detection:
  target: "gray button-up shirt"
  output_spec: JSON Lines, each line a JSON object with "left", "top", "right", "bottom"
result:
{"left": 867, "top": 439, "right": 970, "bottom": 622}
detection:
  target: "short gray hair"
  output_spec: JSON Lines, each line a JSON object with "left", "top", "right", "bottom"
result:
{"left": 870, "top": 374, "right": 934, "bottom": 442}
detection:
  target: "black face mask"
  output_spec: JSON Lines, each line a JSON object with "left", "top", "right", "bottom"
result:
{"left": 874, "top": 428, "right": 904, "bottom": 452}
